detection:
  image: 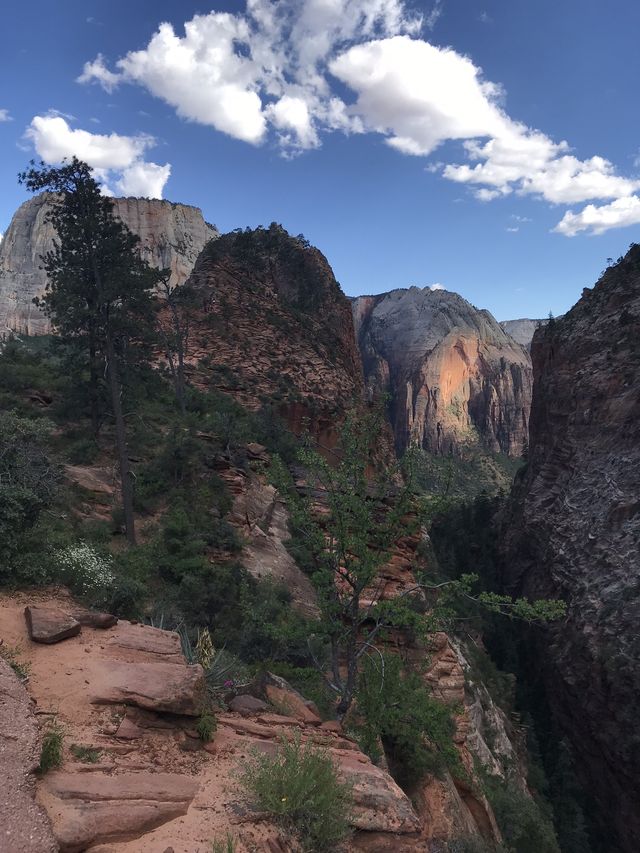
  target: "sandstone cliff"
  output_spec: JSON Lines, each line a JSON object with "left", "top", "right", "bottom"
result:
{"left": 500, "top": 317, "right": 548, "bottom": 349}
{"left": 352, "top": 287, "right": 532, "bottom": 456}
{"left": 0, "top": 193, "right": 218, "bottom": 336}
{"left": 184, "top": 224, "right": 363, "bottom": 443}
{"left": 503, "top": 245, "right": 640, "bottom": 852}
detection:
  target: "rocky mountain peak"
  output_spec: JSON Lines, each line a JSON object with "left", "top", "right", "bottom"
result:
{"left": 0, "top": 193, "right": 218, "bottom": 336}
{"left": 352, "top": 287, "right": 532, "bottom": 456}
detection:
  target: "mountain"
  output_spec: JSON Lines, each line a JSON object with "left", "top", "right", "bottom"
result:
{"left": 353, "top": 286, "right": 532, "bottom": 457}
{"left": 500, "top": 317, "right": 548, "bottom": 349}
{"left": 183, "top": 224, "right": 363, "bottom": 446}
{"left": 0, "top": 193, "right": 218, "bottom": 336}
{"left": 503, "top": 246, "right": 640, "bottom": 852}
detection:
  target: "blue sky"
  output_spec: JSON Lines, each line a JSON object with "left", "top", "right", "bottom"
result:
{"left": 2, "top": 0, "right": 640, "bottom": 320}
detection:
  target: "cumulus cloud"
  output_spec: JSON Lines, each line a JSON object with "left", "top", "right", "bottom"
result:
{"left": 76, "top": 0, "right": 638, "bottom": 230}
{"left": 429, "top": 283, "right": 445, "bottom": 290}
{"left": 0, "top": 109, "right": 12, "bottom": 122}
{"left": 554, "top": 195, "right": 640, "bottom": 236}
{"left": 25, "top": 114, "right": 170, "bottom": 198}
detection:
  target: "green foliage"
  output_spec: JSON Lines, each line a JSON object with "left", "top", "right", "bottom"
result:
{"left": 39, "top": 718, "right": 65, "bottom": 773}
{"left": 0, "top": 642, "right": 31, "bottom": 681}
{"left": 353, "top": 653, "right": 462, "bottom": 786}
{"left": 196, "top": 711, "right": 217, "bottom": 742}
{"left": 210, "top": 833, "right": 237, "bottom": 853}
{"left": 239, "top": 733, "right": 352, "bottom": 852}
{"left": 411, "top": 445, "right": 523, "bottom": 501}
{"left": 70, "top": 744, "right": 101, "bottom": 763}
{"left": 0, "top": 411, "right": 59, "bottom": 577}
{"left": 482, "top": 774, "right": 560, "bottom": 853}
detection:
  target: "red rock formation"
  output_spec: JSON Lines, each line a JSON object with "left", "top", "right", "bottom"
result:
{"left": 353, "top": 287, "right": 532, "bottom": 456}
{"left": 504, "top": 244, "right": 640, "bottom": 852}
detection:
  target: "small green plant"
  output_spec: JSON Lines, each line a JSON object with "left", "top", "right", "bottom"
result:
{"left": 196, "top": 710, "right": 217, "bottom": 742}
{"left": 0, "top": 641, "right": 31, "bottom": 681}
{"left": 238, "top": 733, "right": 352, "bottom": 852}
{"left": 210, "top": 833, "right": 237, "bottom": 853}
{"left": 39, "top": 717, "right": 65, "bottom": 773}
{"left": 70, "top": 743, "right": 102, "bottom": 763}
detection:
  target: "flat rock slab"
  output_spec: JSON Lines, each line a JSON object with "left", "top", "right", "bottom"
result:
{"left": 90, "top": 660, "right": 204, "bottom": 715}
{"left": 107, "top": 622, "right": 183, "bottom": 661}
{"left": 43, "top": 772, "right": 198, "bottom": 853}
{"left": 0, "top": 659, "right": 57, "bottom": 852}
{"left": 25, "top": 606, "right": 81, "bottom": 644}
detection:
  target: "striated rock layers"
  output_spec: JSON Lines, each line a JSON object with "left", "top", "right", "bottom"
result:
{"left": 503, "top": 245, "right": 640, "bottom": 852}
{"left": 352, "top": 287, "right": 532, "bottom": 456}
{"left": 0, "top": 193, "right": 218, "bottom": 335}
{"left": 184, "top": 224, "right": 363, "bottom": 443}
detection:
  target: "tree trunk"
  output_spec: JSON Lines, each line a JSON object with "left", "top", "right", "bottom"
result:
{"left": 105, "top": 332, "right": 136, "bottom": 544}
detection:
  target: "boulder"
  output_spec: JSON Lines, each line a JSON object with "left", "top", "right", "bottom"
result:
{"left": 25, "top": 606, "right": 81, "bottom": 644}
{"left": 228, "top": 694, "right": 269, "bottom": 716}
{"left": 43, "top": 771, "right": 198, "bottom": 852}
{"left": 72, "top": 610, "right": 117, "bottom": 629}
{"left": 90, "top": 660, "right": 204, "bottom": 715}
{"left": 107, "top": 622, "right": 184, "bottom": 661}
{"left": 253, "top": 672, "right": 322, "bottom": 724}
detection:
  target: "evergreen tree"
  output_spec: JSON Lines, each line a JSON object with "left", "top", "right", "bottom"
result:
{"left": 19, "top": 158, "right": 161, "bottom": 543}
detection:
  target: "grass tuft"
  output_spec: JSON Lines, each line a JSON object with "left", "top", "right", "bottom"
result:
{"left": 39, "top": 717, "right": 65, "bottom": 773}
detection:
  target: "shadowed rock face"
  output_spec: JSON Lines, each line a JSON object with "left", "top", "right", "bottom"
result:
{"left": 0, "top": 193, "right": 218, "bottom": 335}
{"left": 353, "top": 287, "right": 532, "bottom": 456}
{"left": 504, "top": 245, "right": 640, "bottom": 853}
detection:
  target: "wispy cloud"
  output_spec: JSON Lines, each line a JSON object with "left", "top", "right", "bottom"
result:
{"left": 0, "top": 109, "right": 13, "bottom": 122}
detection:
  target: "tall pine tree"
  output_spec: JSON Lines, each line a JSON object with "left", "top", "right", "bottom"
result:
{"left": 19, "top": 158, "right": 161, "bottom": 543}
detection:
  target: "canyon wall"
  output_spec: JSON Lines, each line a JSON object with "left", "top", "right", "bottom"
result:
{"left": 0, "top": 193, "right": 218, "bottom": 336}
{"left": 503, "top": 246, "right": 640, "bottom": 852}
{"left": 353, "top": 287, "right": 532, "bottom": 456}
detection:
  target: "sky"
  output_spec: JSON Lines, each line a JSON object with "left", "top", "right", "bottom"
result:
{"left": 1, "top": 0, "right": 640, "bottom": 321}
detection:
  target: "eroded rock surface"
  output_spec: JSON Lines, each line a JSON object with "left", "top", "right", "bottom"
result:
{"left": 353, "top": 287, "right": 532, "bottom": 455}
{"left": 0, "top": 658, "right": 57, "bottom": 853}
{"left": 504, "top": 245, "right": 640, "bottom": 852}
{"left": 91, "top": 660, "right": 204, "bottom": 715}
{"left": 0, "top": 194, "right": 218, "bottom": 335}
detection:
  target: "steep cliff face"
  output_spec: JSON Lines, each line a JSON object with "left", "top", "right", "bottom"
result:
{"left": 0, "top": 193, "right": 218, "bottom": 335}
{"left": 353, "top": 287, "right": 532, "bottom": 456}
{"left": 504, "top": 245, "right": 640, "bottom": 852}
{"left": 184, "top": 225, "right": 363, "bottom": 438}
{"left": 500, "top": 317, "right": 548, "bottom": 349}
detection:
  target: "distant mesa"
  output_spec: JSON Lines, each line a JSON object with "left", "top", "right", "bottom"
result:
{"left": 0, "top": 193, "right": 218, "bottom": 336}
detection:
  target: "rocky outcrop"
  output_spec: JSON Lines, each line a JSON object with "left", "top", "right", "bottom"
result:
{"left": 500, "top": 317, "right": 548, "bottom": 349}
{"left": 184, "top": 225, "right": 363, "bottom": 432}
{"left": 0, "top": 194, "right": 218, "bottom": 335}
{"left": 25, "top": 606, "right": 81, "bottom": 644}
{"left": 503, "top": 245, "right": 640, "bottom": 852}
{"left": 353, "top": 287, "right": 532, "bottom": 456}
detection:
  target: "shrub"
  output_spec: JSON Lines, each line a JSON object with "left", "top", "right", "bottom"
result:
{"left": 483, "top": 775, "right": 560, "bottom": 853}
{"left": 70, "top": 744, "right": 101, "bottom": 763}
{"left": 354, "top": 653, "right": 462, "bottom": 787}
{"left": 53, "top": 542, "right": 115, "bottom": 600}
{"left": 196, "top": 711, "right": 217, "bottom": 742}
{"left": 239, "top": 733, "right": 352, "bottom": 852}
{"left": 39, "top": 717, "right": 65, "bottom": 773}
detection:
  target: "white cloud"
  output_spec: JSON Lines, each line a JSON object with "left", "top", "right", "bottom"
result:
{"left": 75, "top": 0, "right": 640, "bottom": 232}
{"left": 506, "top": 226, "right": 519, "bottom": 232}
{"left": 77, "top": 54, "right": 120, "bottom": 93}
{"left": 554, "top": 195, "right": 640, "bottom": 236}
{"left": 0, "top": 109, "right": 12, "bottom": 122}
{"left": 429, "top": 283, "right": 445, "bottom": 290}
{"left": 0, "top": 233, "right": 3, "bottom": 244}
{"left": 25, "top": 114, "right": 170, "bottom": 198}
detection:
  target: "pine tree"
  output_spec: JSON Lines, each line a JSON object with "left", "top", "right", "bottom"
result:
{"left": 19, "top": 158, "right": 161, "bottom": 543}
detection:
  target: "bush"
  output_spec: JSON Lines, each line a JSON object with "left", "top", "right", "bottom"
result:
{"left": 196, "top": 711, "right": 217, "bottom": 742}
{"left": 239, "top": 733, "right": 352, "bottom": 852}
{"left": 39, "top": 717, "right": 64, "bottom": 773}
{"left": 483, "top": 775, "right": 560, "bottom": 853}
{"left": 354, "top": 653, "right": 462, "bottom": 787}
{"left": 52, "top": 542, "right": 115, "bottom": 600}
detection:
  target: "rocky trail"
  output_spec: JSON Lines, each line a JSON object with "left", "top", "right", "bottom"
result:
{"left": 0, "top": 590, "right": 433, "bottom": 853}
